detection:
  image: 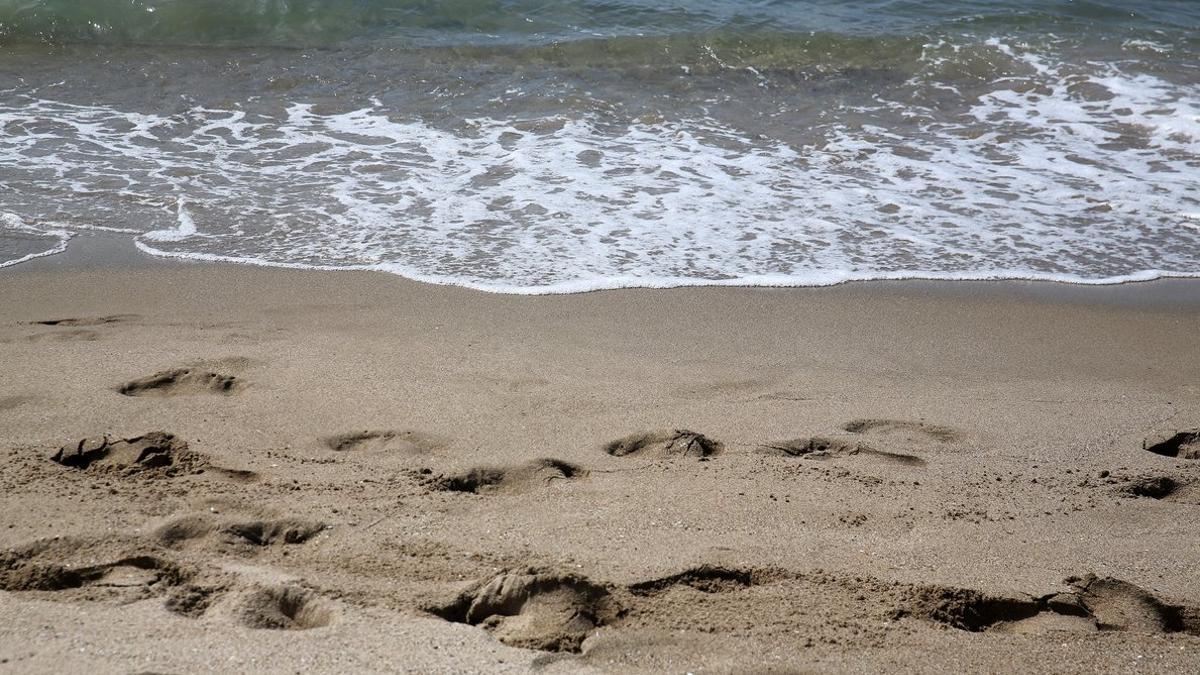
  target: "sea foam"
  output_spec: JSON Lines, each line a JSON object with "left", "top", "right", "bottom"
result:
{"left": 1, "top": 42, "right": 1197, "bottom": 293}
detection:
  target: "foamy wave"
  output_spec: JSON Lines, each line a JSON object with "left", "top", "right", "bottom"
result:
{"left": 1, "top": 40, "right": 1198, "bottom": 292}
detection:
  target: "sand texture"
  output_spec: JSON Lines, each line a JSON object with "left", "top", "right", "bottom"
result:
{"left": 2, "top": 247, "right": 1200, "bottom": 673}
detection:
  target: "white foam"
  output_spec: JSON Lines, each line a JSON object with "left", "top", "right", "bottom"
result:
{"left": 142, "top": 199, "right": 201, "bottom": 242}
{"left": 2, "top": 40, "right": 1199, "bottom": 292}
{"left": 0, "top": 213, "right": 71, "bottom": 269}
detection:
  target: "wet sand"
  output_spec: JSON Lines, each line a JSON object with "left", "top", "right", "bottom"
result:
{"left": 2, "top": 237, "right": 1199, "bottom": 673}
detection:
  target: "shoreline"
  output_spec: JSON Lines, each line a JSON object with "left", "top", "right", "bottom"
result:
{"left": 2, "top": 231, "right": 1200, "bottom": 672}
{"left": 9, "top": 231, "right": 1200, "bottom": 311}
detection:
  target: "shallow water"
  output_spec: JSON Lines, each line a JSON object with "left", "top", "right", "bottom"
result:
{"left": 1, "top": 1, "right": 1198, "bottom": 292}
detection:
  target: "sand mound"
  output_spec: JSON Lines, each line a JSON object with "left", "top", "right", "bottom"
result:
{"left": 430, "top": 458, "right": 585, "bottom": 494}
{"left": 1116, "top": 475, "right": 1181, "bottom": 499}
{"left": 118, "top": 368, "right": 239, "bottom": 396}
{"left": 1144, "top": 429, "right": 1200, "bottom": 459}
{"left": 236, "top": 586, "right": 334, "bottom": 630}
{"left": 603, "top": 430, "right": 723, "bottom": 459}
{"left": 50, "top": 432, "right": 201, "bottom": 475}
{"left": 165, "top": 584, "right": 227, "bottom": 618}
{"left": 431, "top": 569, "right": 620, "bottom": 652}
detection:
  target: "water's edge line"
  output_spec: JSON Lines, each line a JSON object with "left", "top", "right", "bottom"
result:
{"left": 125, "top": 237, "right": 1200, "bottom": 295}
{"left": 4, "top": 232, "right": 1197, "bottom": 294}
{"left": 0, "top": 232, "right": 70, "bottom": 269}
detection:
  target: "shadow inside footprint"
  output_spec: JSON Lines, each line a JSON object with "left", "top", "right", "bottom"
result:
{"left": 603, "top": 430, "right": 723, "bottom": 459}
{"left": 1144, "top": 430, "right": 1200, "bottom": 459}
{"left": 628, "top": 566, "right": 761, "bottom": 596}
{"left": 118, "top": 368, "right": 239, "bottom": 397}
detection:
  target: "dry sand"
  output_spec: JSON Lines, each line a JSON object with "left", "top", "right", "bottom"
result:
{"left": 2, "top": 237, "right": 1200, "bottom": 673}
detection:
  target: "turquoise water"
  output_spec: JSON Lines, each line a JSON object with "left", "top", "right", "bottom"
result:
{"left": 1, "top": 1, "right": 1197, "bottom": 291}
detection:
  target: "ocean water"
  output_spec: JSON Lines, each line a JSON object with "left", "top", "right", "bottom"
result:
{"left": 0, "top": 1, "right": 1197, "bottom": 292}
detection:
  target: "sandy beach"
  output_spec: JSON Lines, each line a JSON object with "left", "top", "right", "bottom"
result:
{"left": 1, "top": 237, "right": 1199, "bottom": 673}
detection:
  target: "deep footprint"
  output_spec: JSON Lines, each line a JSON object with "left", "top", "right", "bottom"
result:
{"left": 50, "top": 432, "right": 203, "bottom": 476}
{"left": 236, "top": 586, "right": 334, "bottom": 630}
{"left": 430, "top": 568, "right": 621, "bottom": 652}
{"left": 603, "top": 429, "right": 723, "bottom": 459}
{"left": 429, "top": 458, "right": 586, "bottom": 494}
{"left": 1144, "top": 429, "right": 1200, "bottom": 459}
{"left": 118, "top": 368, "right": 240, "bottom": 397}
{"left": 760, "top": 436, "right": 925, "bottom": 466}
{"left": 905, "top": 574, "right": 1200, "bottom": 635}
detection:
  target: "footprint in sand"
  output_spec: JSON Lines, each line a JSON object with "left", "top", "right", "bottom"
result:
{"left": 118, "top": 368, "right": 240, "bottom": 397}
{"left": 51, "top": 431, "right": 200, "bottom": 474}
{"left": 11, "top": 315, "right": 139, "bottom": 344}
{"left": 603, "top": 429, "right": 723, "bottom": 459}
{"left": 324, "top": 429, "right": 447, "bottom": 455}
{"left": 433, "top": 563, "right": 1200, "bottom": 653}
{"left": 0, "top": 537, "right": 209, "bottom": 614}
{"left": 29, "top": 314, "right": 139, "bottom": 327}
{"left": 842, "top": 418, "right": 964, "bottom": 443}
{"left": 759, "top": 436, "right": 925, "bottom": 466}
{"left": 0, "top": 532, "right": 335, "bottom": 625}
{"left": 155, "top": 506, "right": 327, "bottom": 554}
{"left": 907, "top": 573, "right": 1200, "bottom": 636}
{"left": 430, "top": 568, "right": 620, "bottom": 652}
{"left": 431, "top": 565, "right": 774, "bottom": 653}
{"left": 426, "top": 458, "right": 586, "bottom": 495}
{"left": 232, "top": 585, "right": 335, "bottom": 630}
{"left": 49, "top": 431, "right": 257, "bottom": 482}
{"left": 1143, "top": 429, "right": 1200, "bottom": 460}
